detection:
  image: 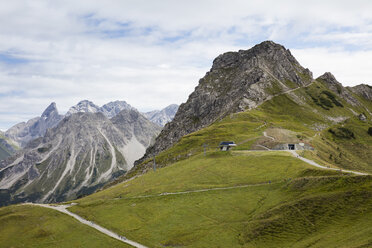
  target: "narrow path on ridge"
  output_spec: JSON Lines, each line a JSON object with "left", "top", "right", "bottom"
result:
{"left": 118, "top": 182, "right": 275, "bottom": 200}
{"left": 23, "top": 203, "right": 148, "bottom": 248}
{"left": 260, "top": 130, "right": 368, "bottom": 176}
{"left": 288, "top": 150, "right": 368, "bottom": 175}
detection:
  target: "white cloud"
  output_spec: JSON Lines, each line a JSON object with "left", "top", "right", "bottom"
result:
{"left": 0, "top": 0, "right": 372, "bottom": 130}
{"left": 292, "top": 48, "right": 372, "bottom": 85}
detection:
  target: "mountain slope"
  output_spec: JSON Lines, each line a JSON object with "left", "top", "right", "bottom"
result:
{"left": 138, "top": 41, "right": 313, "bottom": 164}
{"left": 0, "top": 109, "right": 160, "bottom": 206}
{"left": 5, "top": 103, "right": 63, "bottom": 148}
{"left": 144, "top": 104, "right": 179, "bottom": 126}
{"left": 0, "top": 132, "right": 16, "bottom": 161}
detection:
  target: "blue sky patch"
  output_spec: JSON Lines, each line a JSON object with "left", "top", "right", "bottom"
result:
{"left": 0, "top": 53, "right": 29, "bottom": 65}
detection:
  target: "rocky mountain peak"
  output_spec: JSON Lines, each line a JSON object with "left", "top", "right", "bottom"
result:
{"left": 41, "top": 102, "right": 59, "bottom": 118}
{"left": 66, "top": 100, "right": 100, "bottom": 116}
{"left": 135, "top": 41, "right": 314, "bottom": 166}
{"left": 211, "top": 40, "right": 312, "bottom": 86}
{"left": 318, "top": 72, "right": 339, "bottom": 85}
{"left": 101, "top": 101, "right": 133, "bottom": 118}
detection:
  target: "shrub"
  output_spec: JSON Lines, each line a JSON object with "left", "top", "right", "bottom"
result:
{"left": 328, "top": 127, "right": 355, "bottom": 139}
{"left": 368, "top": 127, "right": 372, "bottom": 136}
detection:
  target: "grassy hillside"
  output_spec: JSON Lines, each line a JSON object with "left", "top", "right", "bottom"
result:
{"left": 68, "top": 150, "right": 371, "bottom": 247}
{"left": 0, "top": 204, "right": 131, "bottom": 247}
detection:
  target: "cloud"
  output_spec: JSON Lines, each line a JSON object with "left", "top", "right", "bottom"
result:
{"left": 0, "top": 0, "right": 372, "bottom": 130}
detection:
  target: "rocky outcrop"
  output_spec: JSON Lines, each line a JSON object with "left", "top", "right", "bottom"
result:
{"left": 349, "top": 84, "right": 372, "bottom": 101}
{"left": 144, "top": 104, "right": 179, "bottom": 126}
{"left": 136, "top": 41, "right": 313, "bottom": 165}
{"left": 0, "top": 109, "right": 160, "bottom": 206}
{"left": 5, "top": 103, "right": 63, "bottom": 147}
{"left": 317, "top": 72, "right": 360, "bottom": 106}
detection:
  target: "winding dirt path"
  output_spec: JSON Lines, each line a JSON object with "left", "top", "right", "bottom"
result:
{"left": 24, "top": 203, "right": 148, "bottom": 248}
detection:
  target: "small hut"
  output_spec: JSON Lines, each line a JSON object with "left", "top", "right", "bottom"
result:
{"left": 219, "top": 141, "right": 237, "bottom": 151}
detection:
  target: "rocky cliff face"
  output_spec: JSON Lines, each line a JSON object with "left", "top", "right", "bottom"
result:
{"left": 144, "top": 104, "right": 179, "bottom": 126}
{"left": 5, "top": 103, "right": 63, "bottom": 147}
{"left": 137, "top": 41, "right": 313, "bottom": 163}
{"left": 0, "top": 109, "right": 160, "bottom": 205}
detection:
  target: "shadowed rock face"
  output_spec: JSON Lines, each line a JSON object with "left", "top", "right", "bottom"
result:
{"left": 136, "top": 41, "right": 313, "bottom": 165}
{"left": 0, "top": 109, "right": 160, "bottom": 206}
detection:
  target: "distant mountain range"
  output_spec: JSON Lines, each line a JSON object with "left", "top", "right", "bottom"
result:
{"left": 4, "top": 100, "right": 178, "bottom": 149}
{"left": 0, "top": 108, "right": 161, "bottom": 205}
{"left": 0, "top": 100, "right": 178, "bottom": 205}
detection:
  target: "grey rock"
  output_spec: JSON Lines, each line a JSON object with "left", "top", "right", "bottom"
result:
{"left": 101, "top": 101, "right": 134, "bottom": 118}
{"left": 5, "top": 102, "right": 63, "bottom": 147}
{"left": 67, "top": 100, "right": 135, "bottom": 119}
{"left": 66, "top": 100, "right": 101, "bottom": 116}
{"left": 144, "top": 104, "right": 179, "bottom": 126}
{"left": 111, "top": 109, "right": 161, "bottom": 147}
{"left": 358, "top": 113, "right": 367, "bottom": 121}
{"left": 349, "top": 84, "right": 372, "bottom": 101}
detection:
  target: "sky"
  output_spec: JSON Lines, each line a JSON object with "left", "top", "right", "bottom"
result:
{"left": 1, "top": 0, "right": 372, "bottom": 130}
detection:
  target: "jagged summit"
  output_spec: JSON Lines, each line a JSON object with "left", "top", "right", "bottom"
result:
{"left": 211, "top": 40, "right": 312, "bottom": 86}
{"left": 136, "top": 41, "right": 314, "bottom": 165}
{"left": 5, "top": 102, "right": 63, "bottom": 147}
{"left": 41, "top": 102, "right": 58, "bottom": 118}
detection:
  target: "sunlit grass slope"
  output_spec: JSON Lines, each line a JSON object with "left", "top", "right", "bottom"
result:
{"left": 69, "top": 150, "right": 371, "bottom": 248}
{"left": 0, "top": 204, "right": 131, "bottom": 248}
